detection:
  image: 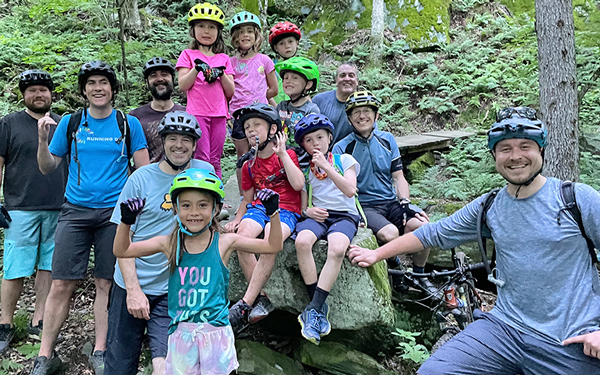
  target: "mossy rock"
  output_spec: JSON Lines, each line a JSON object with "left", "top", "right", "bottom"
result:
{"left": 443, "top": 202, "right": 464, "bottom": 215}
{"left": 237, "top": 340, "right": 305, "bottom": 375}
{"left": 406, "top": 152, "right": 436, "bottom": 183}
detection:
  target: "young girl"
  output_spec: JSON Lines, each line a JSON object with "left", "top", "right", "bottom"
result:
{"left": 269, "top": 21, "right": 302, "bottom": 104}
{"left": 228, "top": 11, "right": 278, "bottom": 197}
{"left": 292, "top": 114, "right": 360, "bottom": 345}
{"left": 113, "top": 169, "right": 283, "bottom": 374}
{"left": 177, "top": 3, "right": 235, "bottom": 178}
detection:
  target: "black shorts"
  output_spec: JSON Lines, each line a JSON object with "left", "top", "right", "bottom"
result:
{"left": 52, "top": 202, "right": 117, "bottom": 280}
{"left": 363, "top": 199, "right": 418, "bottom": 235}
{"left": 105, "top": 284, "right": 169, "bottom": 375}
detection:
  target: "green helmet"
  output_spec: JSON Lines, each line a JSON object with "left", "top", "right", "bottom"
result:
{"left": 275, "top": 57, "right": 319, "bottom": 92}
{"left": 169, "top": 169, "right": 225, "bottom": 205}
{"left": 229, "top": 11, "right": 261, "bottom": 30}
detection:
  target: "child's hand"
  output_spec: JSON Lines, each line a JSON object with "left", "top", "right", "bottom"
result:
{"left": 272, "top": 132, "right": 287, "bottom": 156}
{"left": 194, "top": 58, "right": 210, "bottom": 75}
{"left": 258, "top": 189, "right": 280, "bottom": 217}
{"left": 306, "top": 207, "right": 328, "bottom": 223}
{"left": 224, "top": 219, "right": 240, "bottom": 233}
{"left": 312, "top": 150, "right": 330, "bottom": 170}
{"left": 205, "top": 66, "right": 226, "bottom": 84}
{"left": 120, "top": 197, "right": 146, "bottom": 225}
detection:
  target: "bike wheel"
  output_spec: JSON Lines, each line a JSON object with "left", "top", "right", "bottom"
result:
{"left": 454, "top": 252, "right": 481, "bottom": 328}
{"left": 431, "top": 327, "right": 460, "bottom": 354}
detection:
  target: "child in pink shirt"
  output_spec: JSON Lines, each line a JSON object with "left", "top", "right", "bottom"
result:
{"left": 177, "top": 2, "right": 235, "bottom": 177}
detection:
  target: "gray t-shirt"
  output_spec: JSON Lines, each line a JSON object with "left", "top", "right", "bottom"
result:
{"left": 312, "top": 90, "right": 354, "bottom": 144}
{"left": 0, "top": 110, "right": 67, "bottom": 210}
{"left": 110, "top": 160, "right": 214, "bottom": 295}
{"left": 414, "top": 177, "right": 600, "bottom": 344}
{"left": 276, "top": 100, "right": 320, "bottom": 146}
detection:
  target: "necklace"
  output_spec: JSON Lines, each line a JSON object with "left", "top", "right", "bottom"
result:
{"left": 310, "top": 153, "right": 333, "bottom": 180}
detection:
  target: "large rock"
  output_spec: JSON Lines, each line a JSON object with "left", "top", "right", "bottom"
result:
{"left": 236, "top": 340, "right": 306, "bottom": 375}
{"left": 223, "top": 176, "right": 395, "bottom": 331}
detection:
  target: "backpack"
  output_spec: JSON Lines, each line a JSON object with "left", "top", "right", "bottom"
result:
{"left": 477, "top": 181, "right": 598, "bottom": 287}
{"left": 302, "top": 154, "right": 368, "bottom": 226}
{"left": 66, "top": 109, "right": 132, "bottom": 185}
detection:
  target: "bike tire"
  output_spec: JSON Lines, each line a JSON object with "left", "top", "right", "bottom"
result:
{"left": 454, "top": 252, "right": 480, "bottom": 328}
{"left": 431, "top": 327, "right": 460, "bottom": 354}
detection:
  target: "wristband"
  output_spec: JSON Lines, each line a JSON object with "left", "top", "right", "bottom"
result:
{"left": 269, "top": 208, "right": 280, "bottom": 218}
{"left": 302, "top": 209, "right": 308, "bottom": 219}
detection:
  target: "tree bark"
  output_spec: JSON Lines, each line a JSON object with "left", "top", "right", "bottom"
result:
{"left": 119, "top": 0, "right": 142, "bottom": 36}
{"left": 535, "top": 0, "right": 579, "bottom": 180}
{"left": 370, "top": 0, "right": 384, "bottom": 61}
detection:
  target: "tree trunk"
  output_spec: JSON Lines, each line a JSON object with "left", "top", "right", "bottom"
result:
{"left": 370, "top": 0, "right": 384, "bottom": 61}
{"left": 535, "top": 0, "right": 579, "bottom": 181}
{"left": 119, "top": 0, "right": 142, "bottom": 36}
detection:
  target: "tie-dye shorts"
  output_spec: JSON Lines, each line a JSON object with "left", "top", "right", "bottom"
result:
{"left": 165, "top": 322, "right": 239, "bottom": 375}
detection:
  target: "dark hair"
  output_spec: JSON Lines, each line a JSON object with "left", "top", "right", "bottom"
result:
{"left": 230, "top": 25, "right": 263, "bottom": 52}
{"left": 188, "top": 21, "right": 226, "bottom": 54}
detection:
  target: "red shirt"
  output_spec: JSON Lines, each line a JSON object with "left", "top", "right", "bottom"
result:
{"left": 241, "top": 149, "right": 301, "bottom": 214}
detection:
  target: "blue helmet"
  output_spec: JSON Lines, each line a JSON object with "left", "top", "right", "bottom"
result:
{"left": 487, "top": 107, "right": 547, "bottom": 151}
{"left": 294, "top": 114, "right": 335, "bottom": 146}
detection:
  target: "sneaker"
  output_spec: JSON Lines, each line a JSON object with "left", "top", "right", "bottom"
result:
{"left": 298, "top": 308, "right": 321, "bottom": 345}
{"left": 30, "top": 353, "right": 62, "bottom": 375}
{"left": 415, "top": 277, "right": 441, "bottom": 300}
{"left": 318, "top": 302, "right": 331, "bottom": 337}
{"left": 229, "top": 300, "right": 252, "bottom": 335}
{"left": 248, "top": 294, "right": 274, "bottom": 324}
{"left": 27, "top": 320, "right": 43, "bottom": 337}
{"left": 0, "top": 324, "right": 15, "bottom": 354}
{"left": 88, "top": 350, "right": 105, "bottom": 375}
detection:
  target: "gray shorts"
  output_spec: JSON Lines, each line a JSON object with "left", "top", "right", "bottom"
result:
{"left": 419, "top": 310, "right": 600, "bottom": 375}
{"left": 52, "top": 202, "right": 117, "bottom": 280}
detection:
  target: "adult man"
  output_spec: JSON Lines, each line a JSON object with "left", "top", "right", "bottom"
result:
{"left": 33, "top": 61, "right": 149, "bottom": 375}
{"left": 0, "top": 70, "right": 67, "bottom": 353}
{"left": 349, "top": 107, "right": 600, "bottom": 374}
{"left": 130, "top": 57, "right": 185, "bottom": 163}
{"left": 333, "top": 91, "right": 432, "bottom": 292}
{"left": 312, "top": 62, "right": 359, "bottom": 144}
{"left": 106, "top": 111, "right": 214, "bottom": 375}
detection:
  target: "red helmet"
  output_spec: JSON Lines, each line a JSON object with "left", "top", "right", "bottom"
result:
{"left": 269, "top": 21, "right": 301, "bottom": 49}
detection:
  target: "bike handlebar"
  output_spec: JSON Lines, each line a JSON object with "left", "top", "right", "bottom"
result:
{"left": 387, "top": 261, "right": 489, "bottom": 278}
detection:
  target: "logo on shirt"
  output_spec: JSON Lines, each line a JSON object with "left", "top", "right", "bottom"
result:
{"left": 161, "top": 193, "right": 173, "bottom": 211}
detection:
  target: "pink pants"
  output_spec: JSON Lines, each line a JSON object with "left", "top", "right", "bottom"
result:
{"left": 193, "top": 116, "right": 227, "bottom": 178}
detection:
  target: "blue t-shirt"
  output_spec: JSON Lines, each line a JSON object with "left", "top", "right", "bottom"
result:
{"left": 168, "top": 232, "right": 230, "bottom": 333}
{"left": 312, "top": 90, "right": 354, "bottom": 144}
{"left": 414, "top": 178, "right": 600, "bottom": 344}
{"left": 333, "top": 130, "right": 402, "bottom": 205}
{"left": 49, "top": 109, "right": 147, "bottom": 208}
{"left": 110, "top": 160, "right": 215, "bottom": 295}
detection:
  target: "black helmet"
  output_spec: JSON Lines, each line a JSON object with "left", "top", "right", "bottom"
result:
{"left": 77, "top": 60, "right": 118, "bottom": 95}
{"left": 233, "top": 103, "right": 282, "bottom": 134}
{"left": 143, "top": 57, "right": 176, "bottom": 79}
{"left": 158, "top": 111, "right": 202, "bottom": 142}
{"left": 19, "top": 69, "right": 54, "bottom": 92}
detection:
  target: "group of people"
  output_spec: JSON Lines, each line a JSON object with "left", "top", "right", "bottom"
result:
{"left": 0, "top": 1, "right": 599, "bottom": 375}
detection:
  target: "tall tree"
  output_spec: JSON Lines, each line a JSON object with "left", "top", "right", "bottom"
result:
{"left": 371, "top": 0, "right": 384, "bottom": 61}
{"left": 535, "top": 0, "right": 579, "bottom": 180}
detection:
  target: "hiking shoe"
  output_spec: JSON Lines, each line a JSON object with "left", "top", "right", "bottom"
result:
{"left": 318, "top": 302, "right": 331, "bottom": 337}
{"left": 88, "top": 350, "right": 105, "bottom": 375}
{"left": 415, "top": 277, "right": 441, "bottom": 300}
{"left": 298, "top": 308, "right": 321, "bottom": 345}
{"left": 229, "top": 300, "right": 252, "bottom": 335}
{"left": 248, "top": 294, "right": 274, "bottom": 324}
{"left": 0, "top": 324, "right": 15, "bottom": 354}
{"left": 27, "top": 320, "right": 43, "bottom": 337}
{"left": 31, "top": 353, "right": 62, "bottom": 375}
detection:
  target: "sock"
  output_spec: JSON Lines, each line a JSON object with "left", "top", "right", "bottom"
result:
{"left": 307, "top": 287, "right": 329, "bottom": 312}
{"left": 413, "top": 265, "right": 425, "bottom": 274}
{"left": 306, "top": 283, "right": 317, "bottom": 300}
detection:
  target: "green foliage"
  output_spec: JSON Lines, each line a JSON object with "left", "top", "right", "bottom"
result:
{"left": 0, "top": 359, "right": 23, "bottom": 375}
{"left": 391, "top": 328, "right": 430, "bottom": 365}
{"left": 17, "top": 343, "right": 41, "bottom": 359}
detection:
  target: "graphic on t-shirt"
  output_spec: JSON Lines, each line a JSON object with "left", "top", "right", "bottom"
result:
{"left": 161, "top": 193, "right": 173, "bottom": 211}
{"left": 173, "top": 265, "right": 211, "bottom": 324}
{"left": 279, "top": 109, "right": 305, "bottom": 140}
{"left": 236, "top": 62, "right": 248, "bottom": 74}
{"left": 75, "top": 127, "right": 94, "bottom": 144}
{"left": 257, "top": 66, "right": 264, "bottom": 75}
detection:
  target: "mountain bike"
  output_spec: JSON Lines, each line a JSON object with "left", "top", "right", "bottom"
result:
{"left": 388, "top": 248, "right": 488, "bottom": 353}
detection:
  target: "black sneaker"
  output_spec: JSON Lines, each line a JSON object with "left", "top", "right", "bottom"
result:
{"left": 30, "top": 353, "right": 62, "bottom": 375}
{"left": 27, "top": 320, "right": 43, "bottom": 337}
{"left": 415, "top": 277, "right": 441, "bottom": 300}
{"left": 228, "top": 299, "right": 252, "bottom": 335}
{"left": 88, "top": 350, "right": 105, "bottom": 375}
{"left": 0, "top": 324, "right": 15, "bottom": 354}
{"left": 248, "top": 294, "right": 274, "bottom": 324}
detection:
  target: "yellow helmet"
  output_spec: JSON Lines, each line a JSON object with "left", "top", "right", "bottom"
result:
{"left": 345, "top": 90, "right": 382, "bottom": 115}
{"left": 188, "top": 2, "right": 225, "bottom": 26}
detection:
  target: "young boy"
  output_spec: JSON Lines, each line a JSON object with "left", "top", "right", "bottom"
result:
{"left": 293, "top": 114, "right": 360, "bottom": 345}
{"left": 269, "top": 21, "right": 302, "bottom": 104}
{"left": 274, "top": 56, "right": 321, "bottom": 148}
{"left": 225, "top": 103, "right": 304, "bottom": 334}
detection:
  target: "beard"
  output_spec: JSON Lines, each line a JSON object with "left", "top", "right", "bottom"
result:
{"left": 25, "top": 98, "right": 51, "bottom": 114}
{"left": 150, "top": 82, "right": 174, "bottom": 100}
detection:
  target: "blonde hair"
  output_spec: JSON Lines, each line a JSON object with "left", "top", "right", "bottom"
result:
{"left": 188, "top": 21, "right": 226, "bottom": 54}
{"left": 230, "top": 25, "right": 263, "bottom": 53}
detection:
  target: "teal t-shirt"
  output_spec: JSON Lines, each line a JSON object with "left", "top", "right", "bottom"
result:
{"left": 167, "top": 232, "right": 230, "bottom": 333}
{"left": 110, "top": 160, "right": 214, "bottom": 296}
{"left": 49, "top": 109, "right": 148, "bottom": 208}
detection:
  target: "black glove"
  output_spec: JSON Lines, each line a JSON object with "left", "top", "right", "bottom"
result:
{"left": 205, "top": 66, "right": 225, "bottom": 84}
{"left": 236, "top": 149, "right": 256, "bottom": 168}
{"left": 194, "top": 58, "right": 210, "bottom": 75}
{"left": 257, "top": 189, "right": 280, "bottom": 217}
{"left": 120, "top": 197, "right": 146, "bottom": 225}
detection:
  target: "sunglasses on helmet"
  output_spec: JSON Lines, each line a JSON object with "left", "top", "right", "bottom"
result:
{"left": 496, "top": 107, "right": 538, "bottom": 122}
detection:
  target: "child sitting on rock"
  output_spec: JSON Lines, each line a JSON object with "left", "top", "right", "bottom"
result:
{"left": 293, "top": 114, "right": 361, "bottom": 345}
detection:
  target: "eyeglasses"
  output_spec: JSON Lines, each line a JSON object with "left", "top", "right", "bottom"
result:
{"left": 496, "top": 107, "right": 537, "bottom": 122}
{"left": 351, "top": 108, "right": 374, "bottom": 118}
